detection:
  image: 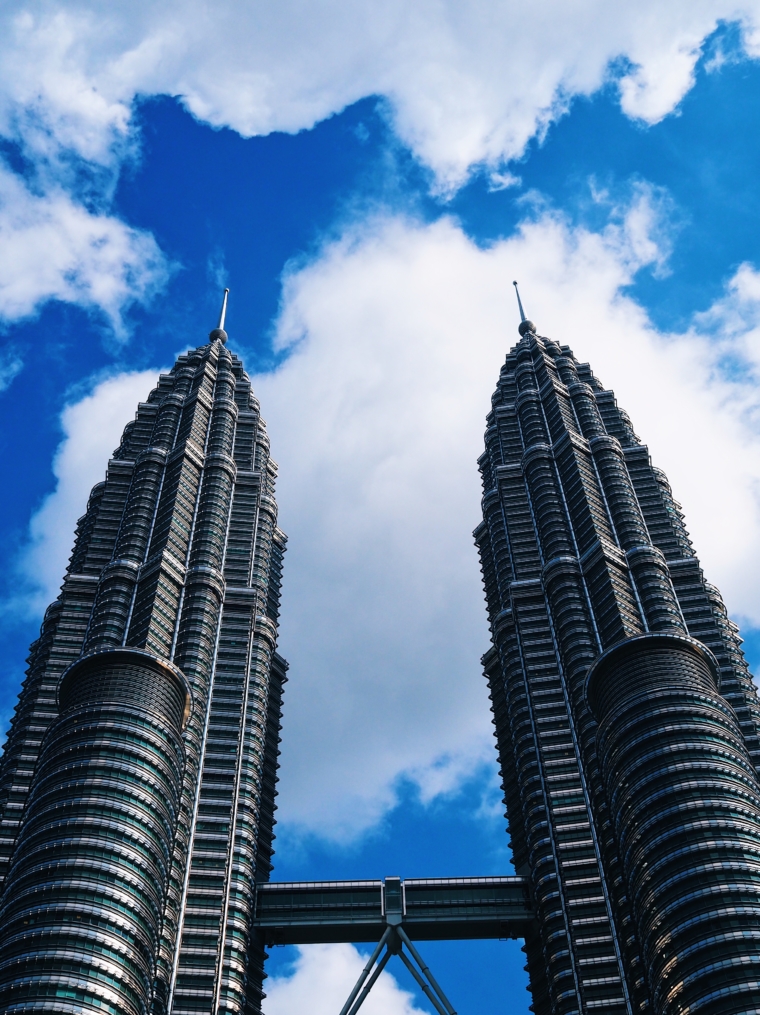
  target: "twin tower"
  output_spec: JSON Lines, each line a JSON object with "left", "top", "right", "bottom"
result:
{"left": 0, "top": 303, "right": 759, "bottom": 1015}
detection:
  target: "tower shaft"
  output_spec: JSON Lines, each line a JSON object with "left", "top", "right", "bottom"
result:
{"left": 0, "top": 335, "right": 286, "bottom": 1014}
{"left": 475, "top": 328, "right": 760, "bottom": 1014}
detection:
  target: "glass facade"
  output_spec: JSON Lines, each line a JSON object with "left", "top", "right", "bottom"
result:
{"left": 0, "top": 329, "right": 287, "bottom": 1014}
{"left": 475, "top": 323, "right": 760, "bottom": 1014}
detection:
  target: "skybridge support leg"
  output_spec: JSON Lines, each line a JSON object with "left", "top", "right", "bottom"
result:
{"left": 345, "top": 948, "right": 393, "bottom": 1015}
{"left": 336, "top": 927, "right": 457, "bottom": 1015}
{"left": 398, "top": 926, "right": 457, "bottom": 1015}
{"left": 338, "top": 927, "right": 392, "bottom": 1015}
{"left": 397, "top": 949, "right": 450, "bottom": 1015}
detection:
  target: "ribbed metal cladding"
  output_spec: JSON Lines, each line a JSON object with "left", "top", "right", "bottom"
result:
{"left": 587, "top": 633, "right": 760, "bottom": 1015}
{"left": 0, "top": 649, "right": 189, "bottom": 1015}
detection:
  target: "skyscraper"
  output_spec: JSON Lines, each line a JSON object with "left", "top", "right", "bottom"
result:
{"left": 3, "top": 291, "right": 760, "bottom": 1015}
{"left": 0, "top": 298, "right": 288, "bottom": 1015}
{"left": 474, "top": 301, "right": 760, "bottom": 1015}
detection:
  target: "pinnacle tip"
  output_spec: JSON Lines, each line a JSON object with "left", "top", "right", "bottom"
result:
{"left": 512, "top": 280, "right": 529, "bottom": 326}
{"left": 216, "top": 288, "right": 230, "bottom": 331}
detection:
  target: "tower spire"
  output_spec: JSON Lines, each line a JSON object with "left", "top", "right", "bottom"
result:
{"left": 512, "top": 280, "right": 527, "bottom": 322}
{"left": 218, "top": 287, "right": 229, "bottom": 330}
{"left": 512, "top": 280, "right": 536, "bottom": 337}
{"left": 209, "top": 287, "right": 230, "bottom": 343}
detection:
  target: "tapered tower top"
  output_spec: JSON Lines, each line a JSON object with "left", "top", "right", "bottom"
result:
{"left": 209, "top": 287, "right": 230, "bottom": 343}
{"left": 512, "top": 280, "right": 536, "bottom": 336}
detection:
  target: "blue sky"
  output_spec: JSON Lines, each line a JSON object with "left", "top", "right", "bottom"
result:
{"left": 4, "top": 5, "right": 760, "bottom": 1012}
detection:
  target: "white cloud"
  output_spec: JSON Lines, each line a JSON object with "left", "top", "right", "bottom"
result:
{"left": 19, "top": 370, "right": 159, "bottom": 615}
{"left": 0, "top": 165, "right": 169, "bottom": 334}
{"left": 17, "top": 194, "right": 760, "bottom": 843}
{"left": 694, "top": 260, "right": 760, "bottom": 341}
{"left": 0, "top": 0, "right": 757, "bottom": 325}
{"left": 250, "top": 196, "right": 760, "bottom": 840}
{"left": 256, "top": 216, "right": 509, "bottom": 839}
{"left": 2, "top": 0, "right": 760, "bottom": 189}
{"left": 488, "top": 171, "right": 522, "bottom": 193}
{"left": 265, "top": 944, "right": 428, "bottom": 1015}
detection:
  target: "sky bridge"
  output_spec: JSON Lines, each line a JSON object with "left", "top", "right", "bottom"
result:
{"left": 253, "top": 874, "right": 534, "bottom": 946}
{"left": 253, "top": 876, "right": 536, "bottom": 1015}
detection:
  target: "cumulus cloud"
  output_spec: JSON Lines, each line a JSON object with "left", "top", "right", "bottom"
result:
{"left": 265, "top": 943, "right": 428, "bottom": 1015}
{"left": 2, "top": 0, "right": 760, "bottom": 189}
{"left": 18, "top": 370, "right": 159, "bottom": 615}
{"left": 249, "top": 195, "right": 760, "bottom": 840}
{"left": 1, "top": 0, "right": 759, "bottom": 326}
{"left": 0, "top": 165, "right": 170, "bottom": 334}
{"left": 17, "top": 194, "right": 760, "bottom": 842}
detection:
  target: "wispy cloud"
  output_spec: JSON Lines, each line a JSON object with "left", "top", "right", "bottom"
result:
{"left": 0, "top": 347, "right": 23, "bottom": 392}
{"left": 206, "top": 248, "right": 229, "bottom": 292}
{"left": 488, "top": 170, "right": 522, "bottom": 192}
